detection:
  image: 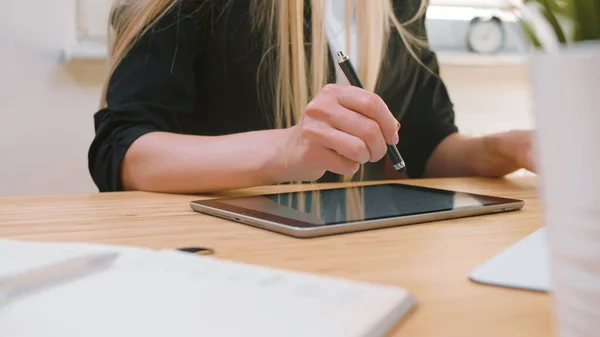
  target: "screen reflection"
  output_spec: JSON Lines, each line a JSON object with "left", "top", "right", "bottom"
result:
{"left": 219, "top": 184, "right": 488, "bottom": 226}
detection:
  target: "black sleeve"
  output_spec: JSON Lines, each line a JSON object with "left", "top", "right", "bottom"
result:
{"left": 88, "top": 2, "right": 202, "bottom": 192}
{"left": 393, "top": 1, "right": 459, "bottom": 178}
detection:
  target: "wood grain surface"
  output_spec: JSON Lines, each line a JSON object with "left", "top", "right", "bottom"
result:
{"left": 0, "top": 177, "right": 553, "bottom": 337}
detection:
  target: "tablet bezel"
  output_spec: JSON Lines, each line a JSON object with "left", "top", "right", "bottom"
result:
{"left": 189, "top": 183, "right": 525, "bottom": 238}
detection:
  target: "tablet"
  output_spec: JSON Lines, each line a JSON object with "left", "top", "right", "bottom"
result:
{"left": 189, "top": 183, "right": 524, "bottom": 238}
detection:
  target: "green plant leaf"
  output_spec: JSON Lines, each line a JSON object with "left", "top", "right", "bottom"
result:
{"left": 570, "top": 0, "right": 600, "bottom": 41}
{"left": 547, "top": 0, "right": 569, "bottom": 16}
{"left": 539, "top": 0, "right": 568, "bottom": 43}
{"left": 516, "top": 0, "right": 600, "bottom": 44}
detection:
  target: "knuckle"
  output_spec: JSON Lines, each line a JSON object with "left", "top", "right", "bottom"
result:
{"left": 348, "top": 141, "right": 369, "bottom": 163}
{"left": 304, "top": 100, "right": 319, "bottom": 116}
{"left": 347, "top": 144, "right": 361, "bottom": 162}
{"left": 364, "top": 93, "right": 384, "bottom": 110}
{"left": 304, "top": 99, "right": 327, "bottom": 119}
{"left": 363, "top": 120, "right": 381, "bottom": 141}
{"left": 299, "top": 121, "right": 320, "bottom": 140}
{"left": 321, "top": 83, "right": 338, "bottom": 95}
{"left": 373, "top": 144, "right": 387, "bottom": 162}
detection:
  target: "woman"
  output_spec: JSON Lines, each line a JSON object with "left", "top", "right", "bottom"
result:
{"left": 88, "top": 0, "right": 535, "bottom": 193}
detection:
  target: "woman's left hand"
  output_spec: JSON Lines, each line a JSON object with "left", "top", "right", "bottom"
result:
{"left": 482, "top": 129, "right": 536, "bottom": 175}
{"left": 424, "top": 129, "right": 537, "bottom": 178}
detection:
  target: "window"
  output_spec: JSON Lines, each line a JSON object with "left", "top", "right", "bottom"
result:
{"left": 64, "top": 0, "right": 112, "bottom": 60}
{"left": 430, "top": 0, "right": 522, "bottom": 6}
{"left": 76, "top": 0, "right": 112, "bottom": 43}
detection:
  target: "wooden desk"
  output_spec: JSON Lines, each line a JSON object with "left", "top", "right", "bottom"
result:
{"left": 0, "top": 177, "right": 551, "bottom": 337}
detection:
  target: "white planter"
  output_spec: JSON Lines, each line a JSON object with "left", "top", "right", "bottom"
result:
{"left": 530, "top": 43, "right": 600, "bottom": 336}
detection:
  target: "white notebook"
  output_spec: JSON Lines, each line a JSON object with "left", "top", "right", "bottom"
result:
{"left": 0, "top": 239, "right": 414, "bottom": 337}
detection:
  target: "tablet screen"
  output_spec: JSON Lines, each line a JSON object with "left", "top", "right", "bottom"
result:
{"left": 205, "top": 183, "right": 517, "bottom": 228}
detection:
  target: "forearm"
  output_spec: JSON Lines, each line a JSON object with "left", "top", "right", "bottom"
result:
{"left": 423, "top": 133, "right": 499, "bottom": 178}
{"left": 121, "top": 129, "right": 288, "bottom": 193}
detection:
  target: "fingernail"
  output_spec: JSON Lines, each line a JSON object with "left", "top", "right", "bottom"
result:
{"left": 396, "top": 121, "right": 401, "bottom": 131}
{"left": 391, "top": 133, "right": 399, "bottom": 145}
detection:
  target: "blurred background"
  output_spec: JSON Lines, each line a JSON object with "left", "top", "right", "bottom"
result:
{"left": 0, "top": 0, "right": 533, "bottom": 197}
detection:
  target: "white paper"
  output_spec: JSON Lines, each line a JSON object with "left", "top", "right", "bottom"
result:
{"left": 0, "top": 239, "right": 413, "bottom": 337}
{"left": 469, "top": 227, "right": 550, "bottom": 292}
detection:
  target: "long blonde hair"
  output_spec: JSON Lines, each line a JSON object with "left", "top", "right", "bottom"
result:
{"left": 103, "top": 0, "right": 428, "bottom": 127}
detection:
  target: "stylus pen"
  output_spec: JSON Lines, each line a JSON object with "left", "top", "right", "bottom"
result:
{"left": 336, "top": 51, "right": 406, "bottom": 173}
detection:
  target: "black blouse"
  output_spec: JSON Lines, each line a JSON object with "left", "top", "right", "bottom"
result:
{"left": 88, "top": 0, "right": 458, "bottom": 192}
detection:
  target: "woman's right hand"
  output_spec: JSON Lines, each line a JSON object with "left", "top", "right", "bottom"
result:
{"left": 272, "top": 83, "right": 401, "bottom": 182}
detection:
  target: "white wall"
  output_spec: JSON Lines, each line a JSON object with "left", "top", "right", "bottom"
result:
{"left": 0, "top": 1, "right": 534, "bottom": 197}
{"left": 443, "top": 64, "right": 534, "bottom": 136}
{"left": 0, "top": 0, "right": 105, "bottom": 197}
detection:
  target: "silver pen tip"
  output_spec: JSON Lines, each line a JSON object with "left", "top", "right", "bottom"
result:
{"left": 337, "top": 51, "right": 349, "bottom": 63}
{"left": 393, "top": 161, "right": 406, "bottom": 173}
